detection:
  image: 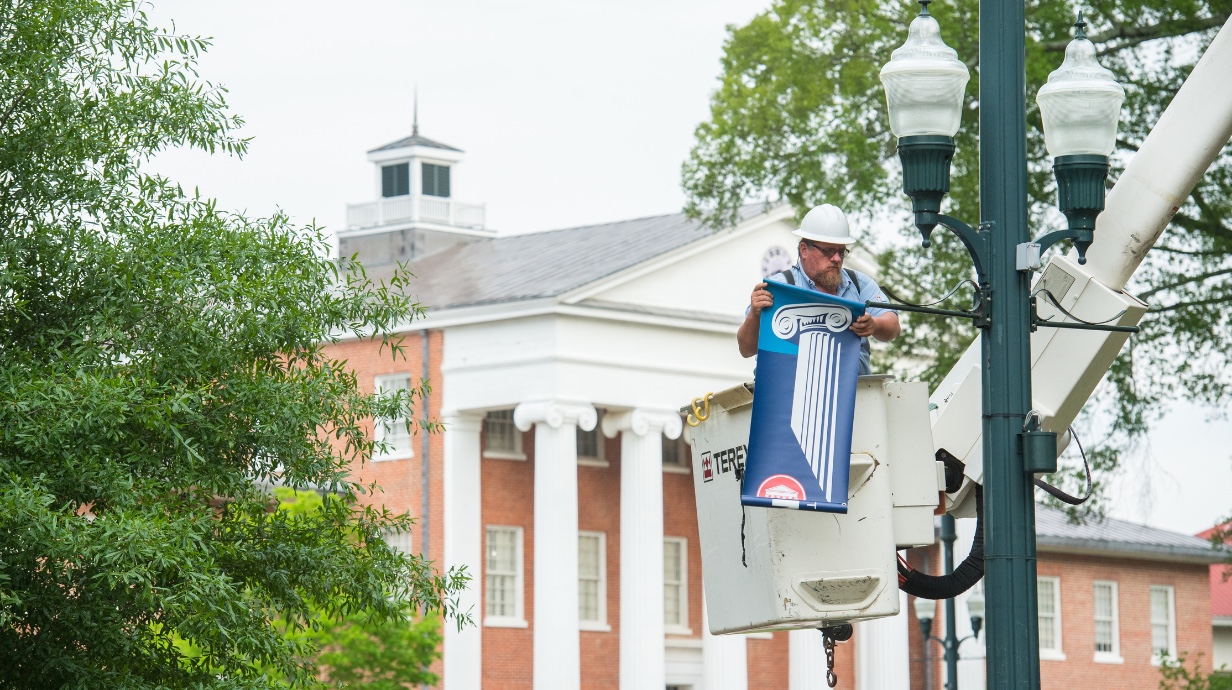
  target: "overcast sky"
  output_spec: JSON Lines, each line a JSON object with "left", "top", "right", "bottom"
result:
{"left": 145, "top": 0, "right": 1231, "bottom": 537}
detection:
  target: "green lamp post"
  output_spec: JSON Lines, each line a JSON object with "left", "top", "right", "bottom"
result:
{"left": 877, "top": 5, "right": 1124, "bottom": 688}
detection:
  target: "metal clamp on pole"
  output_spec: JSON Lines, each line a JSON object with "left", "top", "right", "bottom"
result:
{"left": 1021, "top": 411, "right": 1058, "bottom": 474}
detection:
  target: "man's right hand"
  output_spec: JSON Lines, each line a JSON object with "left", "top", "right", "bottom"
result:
{"left": 749, "top": 282, "right": 773, "bottom": 316}
{"left": 738, "top": 282, "right": 773, "bottom": 358}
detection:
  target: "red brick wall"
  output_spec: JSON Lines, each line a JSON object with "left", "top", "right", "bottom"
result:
{"left": 322, "top": 329, "right": 448, "bottom": 680}
{"left": 578, "top": 435, "right": 621, "bottom": 689}
{"left": 480, "top": 425, "right": 535, "bottom": 689}
{"left": 747, "top": 634, "right": 788, "bottom": 689}
{"left": 904, "top": 545, "right": 947, "bottom": 690}
{"left": 1036, "top": 552, "right": 1213, "bottom": 689}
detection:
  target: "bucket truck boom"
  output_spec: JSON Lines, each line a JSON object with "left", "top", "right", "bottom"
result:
{"left": 934, "top": 16, "right": 1232, "bottom": 516}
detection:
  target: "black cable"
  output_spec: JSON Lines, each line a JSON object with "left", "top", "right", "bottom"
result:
{"left": 883, "top": 279, "right": 980, "bottom": 311}
{"left": 1032, "top": 425, "right": 1095, "bottom": 505}
{"left": 1032, "top": 288, "right": 1128, "bottom": 326}
{"left": 898, "top": 485, "right": 984, "bottom": 600}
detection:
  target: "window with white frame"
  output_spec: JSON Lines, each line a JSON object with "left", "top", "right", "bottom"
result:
{"left": 485, "top": 526, "right": 524, "bottom": 625}
{"left": 664, "top": 537, "right": 689, "bottom": 632}
{"left": 483, "top": 410, "right": 523, "bottom": 459}
{"left": 662, "top": 433, "right": 692, "bottom": 473}
{"left": 1150, "top": 585, "right": 1177, "bottom": 663}
{"left": 1093, "top": 580, "right": 1121, "bottom": 661}
{"left": 1037, "top": 576, "right": 1064, "bottom": 659}
{"left": 578, "top": 531, "right": 607, "bottom": 629}
{"left": 383, "top": 528, "right": 412, "bottom": 555}
{"left": 374, "top": 374, "right": 413, "bottom": 460}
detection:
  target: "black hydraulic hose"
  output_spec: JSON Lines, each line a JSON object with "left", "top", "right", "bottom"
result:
{"left": 898, "top": 485, "right": 984, "bottom": 600}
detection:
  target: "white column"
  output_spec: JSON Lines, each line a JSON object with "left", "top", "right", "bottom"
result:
{"left": 701, "top": 596, "right": 748, "bottom": 690}
{"left": 789, "top": 629, "right": 827, "bottom": 689}
{"left": 442, "top": 411, "right": 484, "bottom": 690}
{"left": 602, "top": 408, "right": 682, "bottom": 690}
{"left": 515, "top": 400, "right": 597, "bottom": 690}
{"left": 855, "top": 591, "right": 911, "bottom": 690}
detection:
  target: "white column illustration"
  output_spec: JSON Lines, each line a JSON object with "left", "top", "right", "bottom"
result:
{"left": 515, "top": 400, "right": 597, "bottom": 690}
{"left": 442, "top": 411, "right": 484, "bottom": 690}
{"left": 602, "top": 408, "right": 682, "bottom": 690}
{"left": 789, "top": 628, "right": 827, "bottom": 689}
{"left": 773, "top": 304, "right": 853, "bottom": 503}
{"left": 701, "top": 596, "right": 748, "bottom": 690}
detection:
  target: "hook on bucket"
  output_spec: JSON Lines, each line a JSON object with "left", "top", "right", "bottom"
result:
{"left": 686, "top": 393, "right": 714, "bottom": 427}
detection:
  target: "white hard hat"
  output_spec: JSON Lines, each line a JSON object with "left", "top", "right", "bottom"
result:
{"left": 793, "top": 204, "right": 853, "bottom": 245}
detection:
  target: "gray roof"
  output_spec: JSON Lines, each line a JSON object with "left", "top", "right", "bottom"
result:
{"left": 369, "top": 133, "right": 463, "bottom": 153}
{"left": 397, "top": 204, "right": 779, "bottom": 311}
{"left": 1036, "top": 505, "right": 1227, "bottom": 564}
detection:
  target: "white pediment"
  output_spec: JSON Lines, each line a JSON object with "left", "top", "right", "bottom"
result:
{"left": 562, "top": 207, "right": 801, "bottom": 319}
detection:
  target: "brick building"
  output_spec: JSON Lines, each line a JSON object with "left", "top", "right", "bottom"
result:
{"left": 906, "top": 508, "right": 1223, "bottom": 689}
{"left": 1197, "top": 524, "right": 1232, "bottom": 673}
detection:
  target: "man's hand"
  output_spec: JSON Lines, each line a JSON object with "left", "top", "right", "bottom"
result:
{"left": 749, "top": 282, "right": 773, "bottom": 316}
{"left": 737, "top": 282, "right": 773, "bottom": 358}
{"left": 851, "top": 314, "right": 875, "bottom": 338}
{"left": 851, "top": 312, "right": 901, "bottom": 342}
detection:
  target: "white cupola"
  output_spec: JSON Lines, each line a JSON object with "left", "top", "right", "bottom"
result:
{"left": 339, "top": 98, "right": 492, "bottom": 267}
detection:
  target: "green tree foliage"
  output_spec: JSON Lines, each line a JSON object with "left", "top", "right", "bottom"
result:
{"left": 1159, "top": 653, "right": 1232, "bottom": 690}
{"left": 274, "top": 490, "right": 443, "bottom": 689}
{"left": 0, "top": 1, "right": 466, "bottom": 687}
{"left": 684, "top": 0, "right": 1232, "bottom": 508}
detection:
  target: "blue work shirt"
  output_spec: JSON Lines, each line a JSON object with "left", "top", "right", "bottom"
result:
{"left": 765, "top": 264, "right": 896, "bottom": 375}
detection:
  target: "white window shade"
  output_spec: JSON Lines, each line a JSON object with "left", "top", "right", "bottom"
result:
{"left": 374, "top": 374, "right": 413, "bottom": 460}
{"left": 578, "top": 532, "right": 607, "bottom": 629}
{"left": 664, "top": 538, "right": 689, "bottom": 632}
{"left": 1037, "top": 576, "right": 1064, "bottom": 659}
{"left": 485, "top": 526, "right": 525, "bottom": 625}
{"left": 1150, "top": 585, "right": 1176, "bottom": 663}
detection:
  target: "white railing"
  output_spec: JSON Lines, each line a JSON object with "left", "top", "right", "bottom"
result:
{"left": 345, "top": 195, "right": 486, "bottom": 231}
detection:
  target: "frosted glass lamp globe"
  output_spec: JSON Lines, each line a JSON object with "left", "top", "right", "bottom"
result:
{"left": 879, "top": 5, "right": 970, "bottom": 138}
{"left": 1036, "top": 25, "right": 1125, "bottom": 157}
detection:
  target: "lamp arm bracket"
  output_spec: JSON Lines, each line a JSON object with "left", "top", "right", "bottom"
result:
{"left": 1031, "top": 227, "right": 1080, "bottom": 254}
{"left": 920, "top": 213, "right": 991, "bottom": 284}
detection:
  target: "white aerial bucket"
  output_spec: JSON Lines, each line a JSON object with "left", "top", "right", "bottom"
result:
{"left": 688, "top": 376, "right": 942, "bottom": 634}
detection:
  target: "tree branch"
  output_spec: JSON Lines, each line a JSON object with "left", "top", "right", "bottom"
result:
{"left": 1138, "top": 267, "right": 1232, "bottom": 300}
{"left": 1150, "top": 294, "right": 1232, "bottom": 313}
{"left": 1042, "top": 14, "right": 1229, "bottom": 52}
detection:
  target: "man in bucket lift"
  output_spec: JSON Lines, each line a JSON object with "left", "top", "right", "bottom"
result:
{"left": 737, "top": 204, "right": 901, "bottom": 374}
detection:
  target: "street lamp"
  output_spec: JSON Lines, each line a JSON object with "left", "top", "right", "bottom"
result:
{"left": 914, "top": 591, "right": 986, "bottom": 690}
{"left": 1036, "top": 15, "right": 1126, "bottom": 261}
{"left": 875, "top": 3, "right": 1126, "bottom": 688}
{"left": 878, "top": 0, "right": 969, "bottom": 243}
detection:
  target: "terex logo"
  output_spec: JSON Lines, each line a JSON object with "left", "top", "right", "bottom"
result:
{"left": 701, "top": 444, "right": 747, "bottom": 483}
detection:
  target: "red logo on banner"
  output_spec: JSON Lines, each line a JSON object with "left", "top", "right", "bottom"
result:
{"left": 701, "top": 452, "right": 714, "bottom": 482}
{"left": 757, "top": 474, "right": 805, "bottom": 501}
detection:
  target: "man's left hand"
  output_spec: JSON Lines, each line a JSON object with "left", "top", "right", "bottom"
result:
{"left": 851, "top": 314, "right": 875, "bottom": 338}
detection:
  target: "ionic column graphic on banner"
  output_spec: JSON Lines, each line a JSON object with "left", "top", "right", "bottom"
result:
{"left": 742, "top": 281, "right": 864, "bottom": 514}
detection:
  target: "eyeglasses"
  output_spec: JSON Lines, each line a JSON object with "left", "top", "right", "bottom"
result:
{"left": 803, "top": 241, "right": 849, "bottom": 259}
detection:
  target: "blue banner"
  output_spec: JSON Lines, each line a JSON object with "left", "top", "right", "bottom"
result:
{"left": 742, "top": 281, "right": 865, "bottom": 513}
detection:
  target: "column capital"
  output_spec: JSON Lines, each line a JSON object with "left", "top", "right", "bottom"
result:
{"left": 601, "top": 407, "right": 683, "bottom": 440}
{"left": 441, "top": 410, "right": 484, "bottom": 434}
{"left": 513, "top": 400, "right": 597, "bottom": 432}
